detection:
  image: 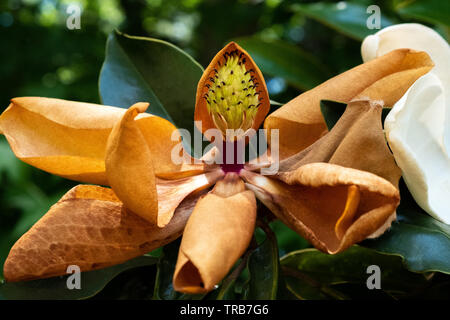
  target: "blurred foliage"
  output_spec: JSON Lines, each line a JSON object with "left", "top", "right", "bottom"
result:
{"left": 1, "top": 0, "right": 450, "bottom": 298}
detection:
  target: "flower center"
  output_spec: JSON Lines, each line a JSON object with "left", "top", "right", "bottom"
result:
{"left": 220, "top": 141, "right": 244, "bottom": 174}
{"left": 204, "top": 50, "right": 262, "bottom": 137}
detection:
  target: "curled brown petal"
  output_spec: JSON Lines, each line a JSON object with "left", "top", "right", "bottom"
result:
{"left": 3, "top": 185, "right": 203, "bottom": 282}
{"left": 105, "top": 103, "right": 159, "bottom": 225}
{"left": 241, "top": 164, "right": 399, "bottom": 254}
{"left": 278, "top": 99, "right": 402, "bottom": 187}
{"left": 173, "top": 173, "right": 256, "bottom": 293}
{"left": 264, "top": 49, "right": 434, "bottom": 158}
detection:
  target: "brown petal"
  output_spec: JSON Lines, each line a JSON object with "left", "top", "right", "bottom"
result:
{"left": 278, "top": 99, "right": 402, "bottom": 187}
{"left": 157, "top": 169, "right": 225, "bottom": 227}
{"left": 265, "top": 49, "right": 434, "bottom": 158}
{"left": 105, "top": 103, "right": 159, "bottom": 225}
{"left": 3, "top": 184, "right": 202, "bottom": 282}
{"left": 173, "top": 173, "right": 256, "bottom": 293}
{"left": 241, "top": 164, "right": 399, "bottom": 254}
{"left": 0, "top": 97, "right": 182, "bottom": 185}
{"left": 195, "top": 42, "right": 270, "bottom": 138}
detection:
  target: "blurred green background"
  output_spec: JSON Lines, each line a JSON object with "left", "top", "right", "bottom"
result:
{"left": 0, "top": 0, "right": 448, "bottom": 281}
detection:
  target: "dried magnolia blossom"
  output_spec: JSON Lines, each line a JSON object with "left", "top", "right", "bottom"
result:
{"left": 0, "top": 42, "right": 431, "bottom": 293}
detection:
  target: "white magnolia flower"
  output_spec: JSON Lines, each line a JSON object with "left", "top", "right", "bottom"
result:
{"left": 361, "top": 23, "right": 450, "bottom": 224}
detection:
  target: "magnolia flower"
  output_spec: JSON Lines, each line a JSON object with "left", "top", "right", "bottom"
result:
{"left": 0, "top": 42, "right": 431, "bottom": 293}
{"left": 362, "top": 24, "right": 450, "bottom": 224}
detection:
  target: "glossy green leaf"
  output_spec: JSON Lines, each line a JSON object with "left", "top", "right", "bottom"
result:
{"left": 244, "top": 223, "right": 279, "bottom": 300}
{"left": 152, "top": 240, "right": 205, "bottom": 300}
{"left": 215, "top": 258, "right": 247, "bottom": 300}
{"left": 281, "top": 246, "right": 429, "bottom": 299}
{"left": 269, "top": 220, "right": 310, "bottom": 257}
{"left": 234, "top": 37, "right": 331, "bottom": 90}
{"left": 0, "top": 255, "right": 158, "bottom": 300}
{"left": 282, "top": 269, "right": 347, "bottom": 300}
{"left": 99, "top": 30, "right": 204, "bottom": 135}
{"left": 395, "top": 0, "right": 450, "bottom": 27}
{"left": 153, "top": 240, "right": 181, "bottom": 300}
{"left": 292, "top": 2, "right": 393, "bottom": 40}
{"left": 364, "top": 180, "right": 450, "bottom": 274}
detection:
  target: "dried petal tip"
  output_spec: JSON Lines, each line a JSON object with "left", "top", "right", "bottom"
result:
{"left": 195, "top": 42, "right": 270, "bottom": 141}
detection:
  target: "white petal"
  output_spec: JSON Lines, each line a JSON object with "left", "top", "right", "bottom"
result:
{"left": 363, "top": 23, "right": 450, "bottom": 224}
{"left": 385, "top": 73, "right": 450, "bottom": 224}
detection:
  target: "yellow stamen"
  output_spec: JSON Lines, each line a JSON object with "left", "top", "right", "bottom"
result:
{"left": 205, "top": 51, "right": 261, "bottom": 137}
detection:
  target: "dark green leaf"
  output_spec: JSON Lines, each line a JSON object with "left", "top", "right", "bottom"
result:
{"left": 152, "top": 240, "right": 205, "bottom": 300}
{"left": 320, "top": 100, "right": 391, "bottom": 130}
{"left": 244, "top": 223, "right": 279, "bottom": 300}
{"left": 276, "top": 273, "right": 302, "bottom": 300}
{"left": 234, "top": 37, "right": 331, "bottom": 90}
{"left": 89, "top": 264, "right": 157, "bottom": 299}
{"left": 153, "top": 240, "right": 181, "bottom": 300}
{"left": 292, "top": 2, "right": 393, "bottom": 40}
{"left": 395, "top": 0, "right": 450, "bottom": 27}
{"left": 281, "top": 246, "right": 429, "bottom": 299}
{"left": 269, "top": 219, "right": 310, "bottom": 257}
{"left": 215, "top": 256, "right": 248, "bottom": 300}
{"left": 320, "top": 100, "right": 348, "bottom": 131}
{"left": 282, "top": 268, "right": 343, "bottom": 300}
{"left": 99, "top": 30, "right": 203, "bottom": 136}
{"left": 0, "top": 255, "right": 158, "bottom": 300}
{"left": 363, "top": 180, "right": 450, "bottom": 274}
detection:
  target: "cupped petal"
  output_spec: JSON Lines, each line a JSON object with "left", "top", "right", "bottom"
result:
{"left": 241, "top": 163, "right": 399, "bottom": 254}
{"left": 264, "top": 49, "right": 433, "bottom": 159}
{"left": 173, "top": 173, "right": 256, "bottom": 294}
{"left": 195, "top": 42, "right": 270, "bottom": 140}
{"left": 385, "top": 73, "right": 450, "bottom": 224}
{"left": 3, "top": 184, "right": 201, "bottom": 282}
{"left": 0, "top": 97, "right": 182, "bottom": 185}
